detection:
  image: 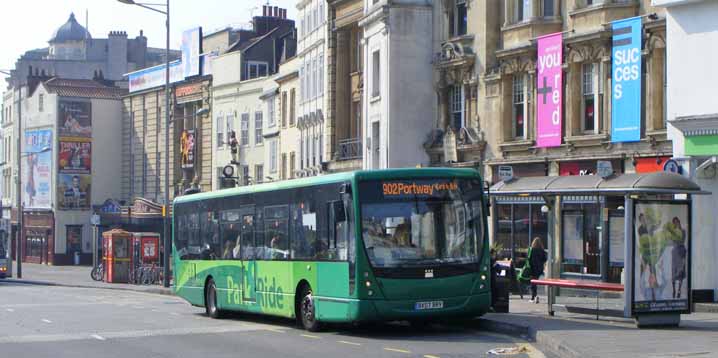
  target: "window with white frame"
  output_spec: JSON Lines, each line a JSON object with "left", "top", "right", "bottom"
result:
{"left": 240, "top": 113, "right": 250, "bottom": 146}
{"left": 312, "top": 57, "right": 318, "bottom": 99}
{"left": 268, "top": 96, "right": 276, "bottom": 127}
{"left": 216, "top": 114, "right": 224, "bottom": 147}
{"left": 450, "top": 85, "right": 466, "bottom": 130}
{"left": 372, "top": 50, "right": 380, "bottom": 98}
{"left": 255, "top": 111, "right": 263, "bottom": 145}
{"left": 318, "top": 54, "right": 324, "bottom": 96}
{"left": 255, "top": 164, "right": 264, "bottom": 184}
{"left": 512, "top": 74, "right": 528, "bottom": 139}
{"left": 300, "top": 131, "right": 305, "bottom": 169}
{"left": 269, "top": 140, "right": 278, "bottom": 173}
{"left": 516, "top": 0, "right": 532, "bottom": 23}
{"left": 581, "top": 63, "right": 603, "bottom": 133}
{"left": 226, "top": 112, "right": 235, "bottom": 143}
{"left": 319, "top": 0, "right": 324, "bottom": 24}
{"left": 450, "top": 0, "right": 468, "bottom": 37}
{"left": 39, "top": 94, "right": 44, "bottom": 112}
{"left": 246, "top": 61, "right": 268, "bottom": 80}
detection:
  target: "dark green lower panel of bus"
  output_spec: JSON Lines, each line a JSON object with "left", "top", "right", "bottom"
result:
{"left": 174, "top": 260, "right": 490, "bottom": 323}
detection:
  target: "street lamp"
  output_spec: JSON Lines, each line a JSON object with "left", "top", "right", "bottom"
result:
{"left": 118, "top": 0, "right": 171, "bottom": 288}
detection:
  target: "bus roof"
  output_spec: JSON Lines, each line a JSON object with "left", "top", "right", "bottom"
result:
{"left": 173, "top": 167, "right": 480, "bottom": 205}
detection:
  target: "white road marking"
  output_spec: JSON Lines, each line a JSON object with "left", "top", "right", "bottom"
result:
{"left": 384, "top": 347, "right": 411, "bottom": 354}
{"left": 337, "top": 340, "right": 361, "bottom": 346}
{"left": 0, "top": 325, "right": 269, "bottom": 344}
{"left": 41, "top": 319, "right": 52, "bottom": 324}
{"left": 90, "top": 334, "right": 106, "bottom": 341}
{"left": 300, "top": 334, "right": 321, "bottom": 339}
{"left": 170, "top": 312, "right": 180, "bottom": 316}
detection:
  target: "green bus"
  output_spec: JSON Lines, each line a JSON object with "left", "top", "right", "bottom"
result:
{"left": 172, "top": 168, "right": 490, "bottom": 331}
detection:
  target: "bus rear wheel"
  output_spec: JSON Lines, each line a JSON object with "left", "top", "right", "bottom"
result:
{"left": 299, "top": 286, "right": 321, "bottom": 332}
{"left": 205, "top": 279, "right": 224, "bottom": 319}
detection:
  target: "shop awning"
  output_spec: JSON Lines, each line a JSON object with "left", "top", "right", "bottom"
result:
{"left": 489, "top": 172, "right": 709, "bottom": 196}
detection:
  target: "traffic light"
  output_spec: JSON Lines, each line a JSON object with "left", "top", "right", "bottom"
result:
{"left": 229, "top": 130, "right": 238, "bottom": 164}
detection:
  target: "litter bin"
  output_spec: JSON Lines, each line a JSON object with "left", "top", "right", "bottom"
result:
{"left": 73, "top": 251, "right": 80, "bottom": 265}
{"left": 491, "top": 261, "right": 510, "bottom": 313}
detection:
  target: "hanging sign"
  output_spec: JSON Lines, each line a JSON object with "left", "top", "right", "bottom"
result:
{"left": 536, "top": 32, "right": 563, "bottom": 148}
{"left": 611, "top": 16, "right": 642, "bottom": 142}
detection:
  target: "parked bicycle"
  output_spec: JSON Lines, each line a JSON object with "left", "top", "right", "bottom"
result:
{"left": 90, "top": 262, "right": 104, "bottom": 281}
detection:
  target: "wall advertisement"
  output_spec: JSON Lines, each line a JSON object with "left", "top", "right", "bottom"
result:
{"left": 57, "top": 174, "right": 91, "bottom": 210}
{"left": 180, "top": 129, "right": 195, "bottom": 169}
{"left": 58, "top": 140, "right": 91, "bottom": 174}
{"left": 58, "top": 101, "right": 92, "bottom": 139}
{"left": 611, "top": 16, "right": 642, "bottom": 142}
{"left": 22, "top": 129, "right": 53, "bottom": 209}
{"left": 536, "top": 32, "right": 563, "bottom": 148}
{"left": 633, "top": 201, "right": 691, "bottom": 314}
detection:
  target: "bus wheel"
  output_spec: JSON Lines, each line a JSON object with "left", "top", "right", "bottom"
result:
{"left": 299, "top": 286, "right": 321, "bottom": 332}
{"left": 205, "top": 279, "right": 223, "bottom": 319}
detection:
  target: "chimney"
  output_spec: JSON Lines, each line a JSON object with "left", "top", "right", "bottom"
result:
{"left": 263, "top": 5, "right": 267, "bottom": 17}
{"left": 274, "top": 6, "right": 279, "bottom": 17}
{"left": 281, "top": 8, "right": 286, "bottom": 19}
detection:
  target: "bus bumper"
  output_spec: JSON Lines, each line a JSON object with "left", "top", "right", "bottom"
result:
{"left": 317, "top": 292, "right": 491, "bottom": 323}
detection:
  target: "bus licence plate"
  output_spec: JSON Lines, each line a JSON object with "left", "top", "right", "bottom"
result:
{"left": 415, "top": 301, "right": 444, "bottom": 310}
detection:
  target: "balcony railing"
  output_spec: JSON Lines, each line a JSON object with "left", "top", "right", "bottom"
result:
{"left": 337, "top": 138, "right": 362, "bottom": 161}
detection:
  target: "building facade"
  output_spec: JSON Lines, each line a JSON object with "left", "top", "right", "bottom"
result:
{"left": 275, "top": 57, "right": 300, "bottom": 181}
{"left": 21, "top": 77, "right": 124, "bottom": 265}
{"left": 428, "top": 1, "right": 670, "bottom": 272}
{"left": 657, "top": 0, "right": 718, "bottom": 301}
{"left": 296, "top": 0, "right": 329, "bottom": 177}
{"left": 360, "top": 0, "right": 434, "bottom": 170}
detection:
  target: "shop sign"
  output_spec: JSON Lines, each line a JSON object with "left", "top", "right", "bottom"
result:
{"left": 175, "top": 83, "right": 203, "bottom": 98}
{"left": 611, "top": 16, "right": 642, "bottom": 143}
{"left": 97, "top": 199, "right": 122, "bottom": 215}
{"left": 498, "top": 165, "right": 514, "bottom": 182}
{"left": 536, "top": 32, "right": 563, "bottom": 148}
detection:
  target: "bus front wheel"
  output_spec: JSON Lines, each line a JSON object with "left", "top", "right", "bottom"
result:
{"left": 205, "top": 278, "right": 224, "bottom": 319}
{"left": 299, "top": 286, "right": 321, "bottom": 332}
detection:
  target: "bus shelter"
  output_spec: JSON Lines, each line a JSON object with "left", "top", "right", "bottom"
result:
{"left": 489, "top": 172, "right": 708, "bottom": 327}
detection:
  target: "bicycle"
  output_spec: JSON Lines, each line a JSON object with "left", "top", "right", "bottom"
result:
{"left": 90, "top": 262, "right": 104, "bottom": 281}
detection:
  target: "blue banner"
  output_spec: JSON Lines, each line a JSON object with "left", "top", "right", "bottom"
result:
{"left": 611, "top": 16, "right": 642, "bottom": 142}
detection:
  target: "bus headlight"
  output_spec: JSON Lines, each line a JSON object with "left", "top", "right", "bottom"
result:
{"left": 365, "top": 281, "right": 372, "bottom": 288}
{"left": 480, "top": 274, "right": 486, "bottom": 281}
{"left": 368, "top": 289, "right": 374, "bottom": 296}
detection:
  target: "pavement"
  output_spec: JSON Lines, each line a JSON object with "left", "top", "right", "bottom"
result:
{"left": 0, "top": 283, "right": 542, "bottom": 358}
{"left": 6, "top": 263, "right": 173, "bottom": 296}
{"left": 5, "top": 263, "right": 718, "bottom": 358}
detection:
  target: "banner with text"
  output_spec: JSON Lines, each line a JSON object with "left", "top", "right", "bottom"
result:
{"left": 536, "top": 33, "right": 563, "bottom": 148}
{"left": 611, "top": 16, "right": 642, "bottom": 142}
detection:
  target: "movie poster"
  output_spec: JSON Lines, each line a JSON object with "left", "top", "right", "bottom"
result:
{"left": 57, "top": 174, "right": 91, "bottom": 210}
{"left": 58, "top": 140, "right": 91, "bottom": 174}
{"left": 22, "top": 129, "right": 53, "bottom": 209}
{"left": 180, "top": 129, "right": 195, "bottom": 169}
{"left": 633, "top": 201, "right": 690, "bottom": 313}
{"left": 58, "top": 101, "right": 92, "bottom": 139}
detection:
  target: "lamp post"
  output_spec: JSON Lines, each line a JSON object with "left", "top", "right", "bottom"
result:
{"left": 118, "top": 0, "right": 171, "bottom": 288}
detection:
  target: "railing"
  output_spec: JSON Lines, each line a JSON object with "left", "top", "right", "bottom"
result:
{"left": 337, "top": 138, "right": 362, "bottom": 161}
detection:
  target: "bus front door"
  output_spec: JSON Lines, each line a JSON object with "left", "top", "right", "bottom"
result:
{"left": 239, "top": 209, "right": 257, "bottom": 303}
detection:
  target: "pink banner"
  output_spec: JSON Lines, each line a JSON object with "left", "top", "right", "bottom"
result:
{"left": 536, "top": 33, "right": 563, "bottom": 148}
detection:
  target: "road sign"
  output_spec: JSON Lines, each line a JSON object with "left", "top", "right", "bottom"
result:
{"left": 90, "top": 214, "right": 100, "bottom": 226}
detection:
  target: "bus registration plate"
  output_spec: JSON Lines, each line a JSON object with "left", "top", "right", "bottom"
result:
{"left": 415, "top": 301, "right": 443, "bottom": 310}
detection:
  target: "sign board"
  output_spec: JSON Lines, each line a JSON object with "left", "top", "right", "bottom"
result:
{"left": 498, "top": 166, "right": 514, "bottom": 182}
{"left": 536, "top": 32, "right": 563, "bottom": 148}
{"left": 90, "top": 214, "right": 101, "bottom": 226}
{"left": 182, "top": 27, "right": 202, "bottom": 78}
{"left": 597, "top": 160, "right": 614, "bottom": 178}
{"left": 22, "top": 129, "right": 53, "bottom": 210}
{"left": 663, "top": 159, "right": 681, "bottom": 174}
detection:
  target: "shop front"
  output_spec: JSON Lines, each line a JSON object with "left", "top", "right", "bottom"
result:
{"left": 22, "top": 211, "right": 54, "bottom": 264}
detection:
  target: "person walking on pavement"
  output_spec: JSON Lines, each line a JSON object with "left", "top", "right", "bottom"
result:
{"left": 519, "top": 237, "right": 548, "bottom": 303}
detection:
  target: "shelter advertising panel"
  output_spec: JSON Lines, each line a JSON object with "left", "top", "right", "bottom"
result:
{"left": 57, "top": 174, "right": 91, "bottom": 210}
{"left": 633, "top": 201, "right": 690, "bottom": 314}
{"left": 611, "top": 16, "right": 642, "bottom": 142}
{"left": 58, "top": 140, "right": 91, "bottom": 174}
{"left": 58, "top": 101, "right": 92, "bottom": 139}
{"left": 22, "top": 129, "right": 53, "bottom": 209}
{"left": 536, "top": 32, "right": 563, "bottom": 148}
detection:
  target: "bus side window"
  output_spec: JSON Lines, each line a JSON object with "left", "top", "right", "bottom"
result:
{"left": 200, "top": 210, "right": 220, "bottom": 260}
{"left": 175, "top": 214, "right": 189, "bottom": 260}
{"left": 328, "top": 200, "right": 348, "bottom": 261}
{"left": 263, "top": 205, "right": 289, "bottom": 260}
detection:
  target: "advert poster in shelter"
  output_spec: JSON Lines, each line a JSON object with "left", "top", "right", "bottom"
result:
{"left": 22, "top": 129, "right": 53, "bottom": 209}
{"left": 58, "top": 140, "right": 91, "bottom": 174}
{"left": 58, "top": 101, "right": 92, "bottom": 139}
{"left": 633, "top": 201, "right": 690, "bottom": 314}
{"left": 536, "top": 32, "right": 563, "bottom": 148}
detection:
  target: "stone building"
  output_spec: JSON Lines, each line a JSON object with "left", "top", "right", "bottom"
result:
{"left": 275, "top": 57, "right": 300, "bottom": 181}
{"left": 326, "top": 0, "right": 365, "bottom": 173}
{"left": 429, "top": 1, "right": 670, "bottom": 269}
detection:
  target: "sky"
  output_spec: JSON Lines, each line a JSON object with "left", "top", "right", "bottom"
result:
{"left": 0, "top": 0, "right": 298, "bottom": 75}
